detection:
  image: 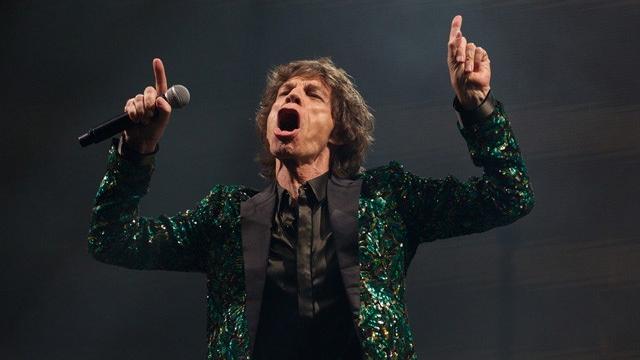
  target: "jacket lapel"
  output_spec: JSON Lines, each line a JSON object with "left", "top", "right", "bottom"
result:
{"left": 240, "top": 176, "right": 363, "bottom": 353}
{"left": 327, "top": 176, "right": 363, "bottom": 324}
{"left": 240, "top": 182, "right": 276, "bottom": 355}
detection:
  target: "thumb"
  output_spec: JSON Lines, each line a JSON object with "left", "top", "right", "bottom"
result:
{"left": 156, "top": 97, "right": 172, "bottom": 119}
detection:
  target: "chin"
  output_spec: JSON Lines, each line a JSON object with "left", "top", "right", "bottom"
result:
{"left": 270, "top": 144, "right": 296, "bottom": 160}
{"left": 269, "top": 136, "right": 302, "bottom": 155}
{"left": 272, "top": 151, "right": 294, "bottom": 160}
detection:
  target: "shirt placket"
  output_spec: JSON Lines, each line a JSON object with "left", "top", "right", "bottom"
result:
{"left": 296, "top": 185, "right": 314, "bottom": 320}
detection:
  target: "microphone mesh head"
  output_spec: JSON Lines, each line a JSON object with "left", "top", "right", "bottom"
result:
{"left": 165, "top": 85, "right": 190, "bottom": 108}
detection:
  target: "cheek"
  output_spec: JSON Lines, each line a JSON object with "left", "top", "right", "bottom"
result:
{"left": 305, "top": 117, "right": 334, "bottom": 150}
{"left": 266, "top": 112, "right": 277, "bottom": 131}
{"left": 264, "top": 113, "right": 277, "bottom": 148}
{"left": 318, "top": 114, "right": 335, "bottom": 139}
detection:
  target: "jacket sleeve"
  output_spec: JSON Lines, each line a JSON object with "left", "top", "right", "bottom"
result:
{"left": 396, "top": 93, "right": 535, "bottom": 245}
{"left": 87, "top": 140, "right": 220, "bottom": 272}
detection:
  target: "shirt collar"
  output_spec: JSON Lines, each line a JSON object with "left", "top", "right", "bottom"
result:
{"left": 276, "top": 171, "right": 329, "bottom": 205}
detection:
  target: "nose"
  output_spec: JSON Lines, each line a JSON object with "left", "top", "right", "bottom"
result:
{"left": 285, "top": 89, "right": 301, "bottom": 105}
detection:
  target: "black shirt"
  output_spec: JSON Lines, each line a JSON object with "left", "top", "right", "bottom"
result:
{"left": 252, "top": 173, "right": 362, "bottom": 359}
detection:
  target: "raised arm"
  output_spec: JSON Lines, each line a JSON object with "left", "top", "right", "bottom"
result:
{"left": 87, "top": 59, "right": 222, "bottom": 272}
{"left": 396, "top": 94, "right": 534, "bottom": 245}
{"left": 396, "top": 15, "right": 534, "bottom": 245}
{"left": 88, "top": 142, "right": 216, "bottom": 272}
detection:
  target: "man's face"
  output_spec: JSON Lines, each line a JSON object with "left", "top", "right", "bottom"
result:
{"left": 266, "top": 76, "right": 334, "bottom": 164}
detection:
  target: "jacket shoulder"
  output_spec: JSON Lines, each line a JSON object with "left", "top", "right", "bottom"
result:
{"left": 200, "top": 184, "right": 259, "bottom": 210}
{"left": 360, "top": 161, "right": 407, "bottom": 196}
{"left": 209, "top": 184, "right": 259, "bottom": 198}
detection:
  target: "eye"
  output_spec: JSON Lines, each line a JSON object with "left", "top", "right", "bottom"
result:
{"left": 278, "top": 88, "right": 292, "bottom": 97}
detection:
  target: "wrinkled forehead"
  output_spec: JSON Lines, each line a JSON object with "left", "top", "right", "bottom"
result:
{"left": 278, "top": 75, "right": 332, "bottom": 96}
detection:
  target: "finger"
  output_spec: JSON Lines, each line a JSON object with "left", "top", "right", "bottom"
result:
{"left": 448, "top": 30, "right": 462, "bottom": 62}
{"left": 124, "top": 98, "right": 132, "bottom": 113}
{"left": 465, "top": 43, "right": 476, "bottom": 72}
{"left": 125, "top": 99, "right": 137, "bottom": 121}
{"left": 143, "top": 86, "right": 157, "bottom": 117}
{"left": 153, "top": 58, "right": 168, "bottom": 94}
{"left": 474, "top": 46, "right": 486, "bottom": 71}
{"left": 448, "top": 15, "right": 462, "bottom": 43}
{"left": 134, "top": 94, "right": 145, "bottom": 120}
{"left": 156, "top": 96, "right": 172, "bottom": 115}
{"left": 457, "top": 36, "right": 467, "bottom": 63}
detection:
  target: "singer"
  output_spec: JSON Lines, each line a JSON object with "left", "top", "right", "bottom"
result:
{"left": 87, "top": 15, "right": 534, "bottom": 359}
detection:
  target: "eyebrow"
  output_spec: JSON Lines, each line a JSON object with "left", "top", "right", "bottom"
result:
{"left": 304, "top": 83, "right": 329, "bottom": 99}
{"left": 279, "top": 81, "right": 329, "bottom": 99}
{"left": 279, "top": 82, "right": 295, "bottom": 93}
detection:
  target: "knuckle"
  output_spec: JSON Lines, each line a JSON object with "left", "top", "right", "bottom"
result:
{"left": 144, "top": 94, "right": 155, "bottom": 106}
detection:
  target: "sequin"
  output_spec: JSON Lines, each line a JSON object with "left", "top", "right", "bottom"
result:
{"left": 88, "top": 100, "right": 534, "bottom": 359}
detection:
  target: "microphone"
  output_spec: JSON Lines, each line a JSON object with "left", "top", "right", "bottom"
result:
{"left": 78, "top": 85, "right": 190, "bottom": 147}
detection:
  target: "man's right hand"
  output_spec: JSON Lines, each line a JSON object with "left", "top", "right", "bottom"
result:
{"left": 123, "top": 58, "right": 172, "bottom": 154}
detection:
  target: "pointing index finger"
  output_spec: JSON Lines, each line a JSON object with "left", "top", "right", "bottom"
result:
{"left": 153, "top": 58, "right": 168, "bottom": 94}
{"left": 449, "top": 15, "right": 462, "bottom": 42}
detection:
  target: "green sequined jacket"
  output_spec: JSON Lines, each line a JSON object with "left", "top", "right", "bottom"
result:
{"left": 88, "top": 98, "right": 534, "bottom": 359}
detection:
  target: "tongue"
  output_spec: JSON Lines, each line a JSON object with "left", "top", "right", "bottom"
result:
{"left": 274, "top": 127, "right": 299, "bottom": 139}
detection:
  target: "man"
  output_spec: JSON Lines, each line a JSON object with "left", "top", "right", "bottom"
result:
{"left": 88, "top": 15, "right": 534, "bottom": 359}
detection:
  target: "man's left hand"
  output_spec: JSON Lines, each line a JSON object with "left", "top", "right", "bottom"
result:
{"left": 447, "top": 15, "right": 492, "bottom": 110}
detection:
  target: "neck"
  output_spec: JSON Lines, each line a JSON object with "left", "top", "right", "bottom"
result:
{"left": 275, "top": 147, "right": 330, "bottom": 199}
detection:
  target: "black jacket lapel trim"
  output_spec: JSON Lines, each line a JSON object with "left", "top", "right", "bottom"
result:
{"left": 240, "top": 182, "right": 276, "bottom": 356}
{"left": 327, "top": 176, "right": 363, "bottom": 329}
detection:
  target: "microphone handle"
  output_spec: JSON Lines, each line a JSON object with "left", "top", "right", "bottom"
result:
{"left": 78, "top": 94, "right": 167, "bottom": 147}
{"left": 78, "top": 113, "right": 131, "bottom": 147}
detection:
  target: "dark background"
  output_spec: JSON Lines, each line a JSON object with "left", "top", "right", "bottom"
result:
{"left": 3, "top": 0, "right": 639, "bottom": 358}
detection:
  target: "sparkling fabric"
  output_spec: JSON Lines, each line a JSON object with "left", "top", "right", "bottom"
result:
{"left": 88, "top": 99, "right": 534, "bottom": 359}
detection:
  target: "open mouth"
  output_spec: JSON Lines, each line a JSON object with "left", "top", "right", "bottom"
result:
{"left": 274, "top": 108, "right": 300, "bottom": 141}
{"left": 278, "top": 108, "right": 300, "bottom": 131}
